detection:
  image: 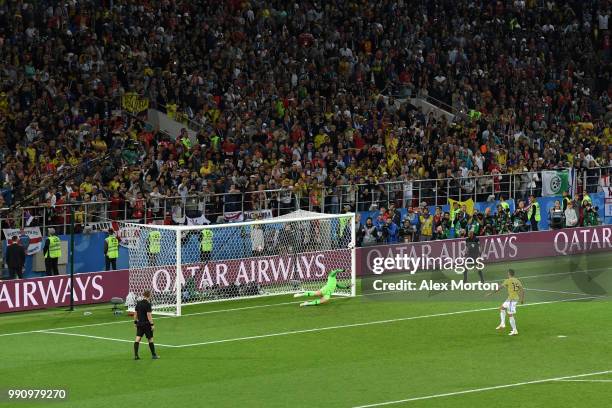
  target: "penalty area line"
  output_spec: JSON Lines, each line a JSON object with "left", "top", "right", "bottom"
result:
{"left": 14, "top": 295, "right": 597, "bottom": 349}
{"left": 36, "top": 330, "right": 177, "bottom": 347}
{"left": 352, "top": 369, "right": 612, "bottom": 408}
{"left": 0, "top": 289, "right": 390, "bottom": 338}
{"left": 171, "top": 295, "right": 598, "bottom": 348}
{"left": 525, "top": 287, "right": 608, "bottom": 298}
{"left": 0, "top": 299, "right": 322, "bottom": 337}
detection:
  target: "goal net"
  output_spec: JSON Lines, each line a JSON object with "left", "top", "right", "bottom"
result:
{"left": 126, "top": 210, "right": 356, "bottom": 316}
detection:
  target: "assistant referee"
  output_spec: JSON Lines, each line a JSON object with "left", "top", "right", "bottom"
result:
{"left": 134, "top": 290, "right": 159, "bottom": 360}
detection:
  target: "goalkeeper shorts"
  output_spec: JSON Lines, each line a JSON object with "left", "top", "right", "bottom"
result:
{"left": 319, "top": 286, "right": 333, "bottom": 300}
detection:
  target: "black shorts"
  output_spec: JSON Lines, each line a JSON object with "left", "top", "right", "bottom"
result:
{"left": 136, "top": 324, "right": 153, "bottom": 339}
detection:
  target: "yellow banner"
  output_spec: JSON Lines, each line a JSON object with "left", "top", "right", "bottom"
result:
{"left": 121, "top": 93, "right": 149, "bottom": 113}
{"left": 448, "top": 198, "right": 475, "bottom": 217}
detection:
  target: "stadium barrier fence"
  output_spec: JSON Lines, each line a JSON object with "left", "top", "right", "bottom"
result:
{"left": 1, "top": 166, "right": 609, "bottom": 234}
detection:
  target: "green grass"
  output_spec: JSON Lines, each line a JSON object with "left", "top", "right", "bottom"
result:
{"left": 1, "top": 252, "right": 611, "bottom": 408}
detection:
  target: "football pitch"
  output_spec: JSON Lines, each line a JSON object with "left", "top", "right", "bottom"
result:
{"left": 1, "top": 252, "right": 611, "bottom": 408}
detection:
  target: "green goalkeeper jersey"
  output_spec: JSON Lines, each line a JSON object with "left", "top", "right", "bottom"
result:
{"left": 321, "top": 269, "right": 349, "bottom": 296}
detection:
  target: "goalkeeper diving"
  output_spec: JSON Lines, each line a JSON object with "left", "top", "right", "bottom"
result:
{"left": 293, "top": 268, "right": 352, "bottom": 306}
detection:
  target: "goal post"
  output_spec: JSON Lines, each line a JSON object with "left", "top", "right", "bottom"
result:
{"left": 126, "top": 210, "right": 356, "bottom": 316}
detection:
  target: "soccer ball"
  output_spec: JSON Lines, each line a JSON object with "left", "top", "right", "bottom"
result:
{"left": 347, "top": 242, "right": 355, "bottom": 249}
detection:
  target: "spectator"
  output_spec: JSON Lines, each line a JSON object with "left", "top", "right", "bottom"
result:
{"left": 470, "top": 212, "right": 484, "bottom": 236}
{"left": 482, "top": 208, "right": 496, "bottom": 236}
{"left": 388, "top": 203, "right": 402, "bottom": 226}
{"left": 251, "top": 223, "right": 265, "bottom": 256}
{"left": 359, "top": 217, "right": 379, "bottom": 247}
{"left": 441, "top": 212, "right": 452, "bottom": 237}
{"left": 380, "top": 218, "right": 399, "bottom": 244}
{"left": 354, "top": 214, "right": 363, "bottom": 247}
{"left": 432, "top": 206, "right": 443, "bottom": 238}
{"left": 453, "top": 205, "right": 469, "bottom": 237}
{"left": 405, "top": 208, "right": 420, "bottom": 237}
{"left": 399, "top": 218, "right": 415, "bottom": 243}
{"left": 562, "top": 191, "right": 572, "bottom": 211}
{"left": 5, "top": 235, "right": 25, "bottom": 279}
{"left": 549, "top": 201, "right": 565, "bottom": 230}
{"left": 496, "top": 204, "right": 511, "bottom": 234}
{"left": 419, "top": 208, "right": 433, "bottom": 241}
{"left": 0, "top": 0, "right": 609, "bottom": 239}
{"left": 511, "top": 201, "right": 529, "bottom": 233}
{"left": 583, "top": 203, "right": 600, "bottom": 226}
{"left": 564, "top": 201, "right": 579, "bottom": 228}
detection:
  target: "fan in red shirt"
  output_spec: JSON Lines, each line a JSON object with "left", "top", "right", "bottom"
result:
{"left": 110, "top": 191, "right": 124, "bottom": 220}
{"left": 222, "top": 138, "right": 238, "bottom": 156}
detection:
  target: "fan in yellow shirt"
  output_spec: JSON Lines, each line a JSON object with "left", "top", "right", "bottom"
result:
{"left": 495, "top": 149, "right": 507, "bottom": 167}
{"left": 80, "top": 180, "right": 93, "bottom": 194}
{"left": 206, "top": 107, "right": 220, "bottom": 124}
{"left": 166, "top": 103, "right": 178, "bottom": 120}
{"left": 199, "top": 160, "right": 215, "bottom": 177}
{"left": 92, "top": 136, "right": 107, "bottom": 152}
{"left": 314, "top": 132, "right": 329, "bottom": 149}
{"left": 26, "top": 146, "right": 37, "bottom": 163}
{"left": 603, "top": 127, "right": 612, "bottom": 145}
{"left": 293, "top": 179, "right": 308, "bottom": 197}
{"left": 345, "top": 163, "right": 358, "bottom": 177}
{"left": 50, "top": 149, "right": 64, "bottom": 166}
{"left": 0, "top": 92, "right": 7, "bottom": 114}
{"left": 68, "top": 155, "right": 80, "bottom": 167}
{"left": 108, "top": 178, "right": 120, "bottom": 191}
{"left": 385, "top": 132, "right": 399, "bottom": 151}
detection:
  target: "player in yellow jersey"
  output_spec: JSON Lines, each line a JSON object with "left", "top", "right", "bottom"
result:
{"left": 489, "top": 269, "right": 524, "bottom": 336}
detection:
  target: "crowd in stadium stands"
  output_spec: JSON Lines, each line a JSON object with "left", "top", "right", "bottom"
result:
{"left": 0, "top": 1, "right": 610, "bottom": 232}
{"left": 356, "top": 190, "right": 600, "bottom": 245}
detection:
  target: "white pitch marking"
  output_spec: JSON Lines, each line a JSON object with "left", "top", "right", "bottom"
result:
{"left": 525, "top": 287, "right": 607, "bottom": 298}
{"left": 0, "top": 300, "right": 318, "bottom": 337}
{"left": 351, "top": 370, "right": 612, "bottom": 408}
{"left": 37, "top": 330, "right": 177, "bottom": 347}
{"left": 170, "top": 296, "right": 598, "bottom": 348}
{"left": 510, "top": 266, "right": 609, "bottom": 280}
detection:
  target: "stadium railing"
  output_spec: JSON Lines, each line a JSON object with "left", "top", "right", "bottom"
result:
{"left": 1, "top": 167, "right": 609, "bottom": 233}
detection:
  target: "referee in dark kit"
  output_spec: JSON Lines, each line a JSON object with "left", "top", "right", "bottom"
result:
{"left": 134, "top": 290, "right": 159, "bottom": 360}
